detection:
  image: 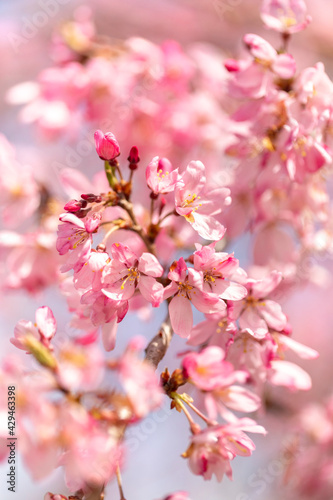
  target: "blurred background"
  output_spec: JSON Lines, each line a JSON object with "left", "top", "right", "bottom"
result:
{"left": 1, "top": 1, "right": 333, "bottom": 499}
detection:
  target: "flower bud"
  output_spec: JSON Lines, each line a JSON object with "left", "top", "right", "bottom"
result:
{"left": 128, "top": 146, "right": 140, "bottom": 170}
{"left": 64, "top": 199, "right": 82, "bottom": 212}
{"left": 81, "top": 193, "right": 99, "bottom": 202}
{"left": 94, "top": 130, "right": 120, "bottom": 161}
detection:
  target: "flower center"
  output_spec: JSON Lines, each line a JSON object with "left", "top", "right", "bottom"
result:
{"left": 178, "top": 280, "right": 194, "bottom": 300}
{"left": 156, "top": 168, "right": 170, "bottom": 181}
{"left": 121, "top": 267, "right": 139, "bottom": 290}
{"left": 183, "top": 193, "right": 201, "bottom": 208}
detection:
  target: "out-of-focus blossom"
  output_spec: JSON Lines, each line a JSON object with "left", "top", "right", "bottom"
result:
{"left": 261, "top": 0, "right": 312, "bottom": 34}
{"left": 183, "top": 419, "right": 266, "bottom": 481}
{"left": 11, "top": 306, "right": 56, "bottom": 351}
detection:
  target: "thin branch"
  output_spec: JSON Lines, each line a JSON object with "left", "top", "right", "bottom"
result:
{"left": 118, "top": 198, "right": 156, "bottom": 255}
{"left": 116, "top": 465, "right": 126, "bottom": 500}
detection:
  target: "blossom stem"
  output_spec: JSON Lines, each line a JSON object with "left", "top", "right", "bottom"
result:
{"left": 129, "top": 169, "right": 134, "bottom": 183}
{"left": 171, "top": 393, "right": 201, "bottom": 434}
{"left": 150, "top": 197, "right": 155, "bottom": 222}
{"left": 104, "top": 160, "right": 118, "bottom": 189}
{"left": 101, "top": 224, "right": 120, "bottom": 245}
{"left": 180, "top": 396, "right": 217, "bottom": 426}
{"left": 158, "top": 209, "right": 176, "bottom": 224}
{"left": 118, "top": 198, "right": 156, "bottom": 255}
{"left": 281, "top": 32, "right": 291, "bottom": 52}
{"left": 116, "top": 465, "right": 126, "bottom": 500}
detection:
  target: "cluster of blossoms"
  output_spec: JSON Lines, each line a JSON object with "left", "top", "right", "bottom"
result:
{"left": 6, "top": 308, "right": 162, "bottom": 497}
{"left": 223, "top": 0, "right": 333, "bottom": 286}
{"left": 0, "top": 1, "right": 330, "bottom": 499}
{"left": 282, "top": 394, "right": 333, "bottom": 499}
{"left": 2, "top": 126, "right": 318, "bottom": 499}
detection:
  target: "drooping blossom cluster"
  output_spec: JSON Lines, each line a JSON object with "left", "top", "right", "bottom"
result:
{"left": 223, "top": 2, "right": 333, "bottom": 287}
{"left": 0, "top": 1, "right": 330, "bottom": 499}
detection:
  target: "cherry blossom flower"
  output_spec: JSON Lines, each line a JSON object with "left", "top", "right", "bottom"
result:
{"left": 57, "top": 212, "right": 101, "bottom": 272}
{"left": 94, "top": 130, "right": 120, "bottom": 161}
{"left": 182, "top": 346, "right": 261, "bottom": 418}
{"left": 183, "top": 418, "right": 266, "bottom": 481}
{"left": 182, "top": 346, "right": 246, "bottom": 392}
{"left": 58, "top": 404, "right": 123, "bottom": 492}
{"left": 102, "top": 243, "right": 164, "bottom": 307}
{"left": 56, "top": 340, "right": 105, "bottom": 392}
{"left": 0, "top": 230, "right": 60, "bottom": 293}
{"left": 11, "top": 306, "right": 57, "bottom": 351}
{"left": 164, "top": 257, "right": 226, "bottom": 338}
{"left": 261, "top": 0, "right": 312, "bottom": 34}
{"left": 234, "top": 271, "right": 287, "bottom": 339}
{"left": 174, "top": 161, "right": 230, "bottom": 240}
{"left": 187, "top": 309, "right": 237, "bottom": 348}
{"left": 146, "top": 156, "right": 179, "bottom": 195}
{"left": 244, "top": 33, "right": 296, "bottom": 80}
{"left": 117, "top": 337, "right": 163, "bottom": 419}
{"left": 80, "top": 289, "right": 129, "bottom": 351}
{"left": 193, "top": 243, "right": 247, "bottom": 300}
{"left": 0, "top": 134, "right": 40, "bottom": 228}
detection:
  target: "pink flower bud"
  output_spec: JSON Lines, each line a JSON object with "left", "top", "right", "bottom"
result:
{"left": 64, "top": 199, "right": 82, "bottom": 212}
{"left": 94, "top": 130, "right": 120, "bottom": 161}
{"left": 81, "top": 193, "right": 99, "bottom": 202}
{"left": 224, "top": 58, "right": 240, "bottom": 72}
{"left": 128, "top": 146, "right": 140, "bottom": 168}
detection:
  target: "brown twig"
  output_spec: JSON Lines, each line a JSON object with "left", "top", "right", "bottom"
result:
{"left": 118, "top": 198, "right": 156, "bottom": 255}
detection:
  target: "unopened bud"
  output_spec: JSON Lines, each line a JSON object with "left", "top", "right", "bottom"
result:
{"left": 128, "top": 146, "right": 140, "bottom": 170}
{"left": 94, "top": 130, "right": 120, "bottom": 161}
{"left": 224, "top": 58, "right": 240, "bottom": 72}
{"left": 81, "top": 193, "right": 100, "bottom": 203}
{"left": 64, "top": 199, "right": 82, "bottom": 212}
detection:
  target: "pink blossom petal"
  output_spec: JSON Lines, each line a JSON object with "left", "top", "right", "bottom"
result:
{"left": 191, "top": 213, "right": 226, "bottom": 241}
{"left": 138, "top": 253, "right": 164, "bottom": 277}
{"left": 259, "top": 300, "right": 287, "bottom": 331}
{"left": 269, "top": 360, "right": 312, "bottom": 390}
{"left": 101, "top": 316, "right": 118, "bottom": 351}
{"left": 138, "top": 276, "right": 164, "bottom": 307}
{"left": 272, "top": 53, "right": 296, "bottom": 79}
{"left": 219, "top": 386, "right": 261, "bottom": 412}
{"left": 278, "top": 335, "right": 319, "bottom": 359}
{"left": 35, "top": 306, "right": 57, "bottom": 339}
{"left": 169, "top": 294, "right": 193, "bottom": 338}
{"left": 239, "top": 308, "right": 268, "bottom": 339}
